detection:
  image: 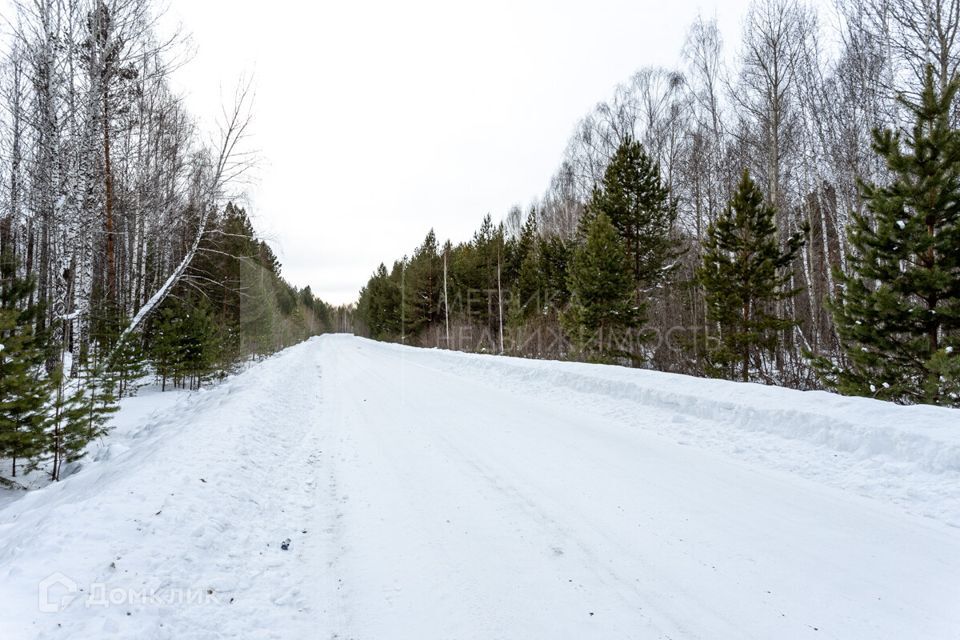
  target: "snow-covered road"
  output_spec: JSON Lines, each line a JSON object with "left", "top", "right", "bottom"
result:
{"left": 1, "top": 335, "right": 958, "bottom": 639}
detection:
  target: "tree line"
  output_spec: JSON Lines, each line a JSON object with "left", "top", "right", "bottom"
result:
{"left": 356, "top": 0, "right": 960, "bottom": 408}
{"left": 0, "top": 0, "right": 334, "bottom": 484}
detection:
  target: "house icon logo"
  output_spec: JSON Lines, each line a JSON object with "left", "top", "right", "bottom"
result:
{"left": 38, "top": 572, "right": 79, "bottom": 613}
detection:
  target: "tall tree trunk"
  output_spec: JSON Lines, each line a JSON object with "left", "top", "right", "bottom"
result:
{"left": 103, "top": 89, "right": 117, "bottom": 305}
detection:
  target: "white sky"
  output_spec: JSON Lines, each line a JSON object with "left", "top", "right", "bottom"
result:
{"left": 168, "top": 1, "right": 762, "bottom": 304}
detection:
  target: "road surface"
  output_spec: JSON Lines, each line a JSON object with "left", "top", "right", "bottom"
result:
{"left": 1, "top": 335, "right": 957, "bottom": 639}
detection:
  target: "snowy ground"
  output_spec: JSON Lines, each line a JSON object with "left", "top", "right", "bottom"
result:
{"left": 0, "top": 334, "right": 957, "bottom": 639}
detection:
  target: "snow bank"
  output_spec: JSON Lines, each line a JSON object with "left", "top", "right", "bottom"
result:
{"left": 433, "top": 349, "right": 960, "bottom": 473}
{"left": 367, "top": 339, "right": 960, "bottom": 524}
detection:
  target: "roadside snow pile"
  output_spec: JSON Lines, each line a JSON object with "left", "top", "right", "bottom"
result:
{"left": 373, "top": 339, "right": 960, "bottom": 525}
{"left": 456, "top": 352, "right": 960, "bottom": 472}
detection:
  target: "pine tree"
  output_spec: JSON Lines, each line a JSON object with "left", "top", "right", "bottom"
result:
{"left": 509, "top": 211, "right": 542, "bottom": 325}
{"left": 92, "top": 303, "right": 147, "bottom": 399}
{"left": 0, "top": 253, "right": 50, "bottom": 478}
{"left": 104, "top": 333, "right": 147, "bottom": 399}
{"left": 45, "top": 369, "right": 73, "bottom": 482}
{"left": 361, "top": 263, "right": 402, "bottom": 340}
{"left": 171, "top": 299, "right": 220, "bottom": 389}
{"left": 586, "top": 136, "right": 679, "bottom": 314}
{"left": 460, "top": 215, "right": 505, "bottom": 334}
{"left": 39, "top": 293, "right": 123, "bottom": 480}
{"left": 697, "top": 170, "right": 805, "bottom": 382}
{"left": 65, "top": 358, "right": 118, "bottom": 459}
{"left": 45, "top": 366, "right": 113, "bottom": 482}
{"left": 241, "top": 262, "right": 280, "bottom": 358}
{"left": 823, "top": 66, "right": 960, "bottom": 405}
{"left": 565, "top": 213, "right": 640, "bottom": 362}
{"left": 147, "top": 297, "right": 220, "bottom": 390}
{"left": 402, "top": 230, "right": 442, "bottom": 338}
{"left": 149, "top": 305, "right": 181, "bottom": 392}
{"left": 538, "top": 235, "right": 572, "bottom": 309}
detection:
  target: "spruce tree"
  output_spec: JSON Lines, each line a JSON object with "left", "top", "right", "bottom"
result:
{"left": 823, "top": 66, "right": 960, "bottom": 405}
{"left": 697, "top": 170, "right": 805, "bottom": 381}
{"left": 586, "top": 136, "right": 679, "bottom": 314}
{"left": 565, "top": 213, "right": 640, "bottom": 362}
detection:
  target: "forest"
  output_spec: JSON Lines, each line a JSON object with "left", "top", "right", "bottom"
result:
{"left": 356, "top": 0, "right": 960, "bottom": 408}
{"left": 0, "top": 0, "right": 334, "bottom": 483}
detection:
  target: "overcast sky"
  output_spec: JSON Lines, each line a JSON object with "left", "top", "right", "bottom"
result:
{"left": 164, "top": 0, "right": 760, "bottom": 305}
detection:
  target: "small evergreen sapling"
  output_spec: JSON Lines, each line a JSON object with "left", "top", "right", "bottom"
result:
{"left": 0, "top": 254, "right": 50, "bottom": 478}
{"left": 45, "top": 367, "right": 112, "bottom": 482}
